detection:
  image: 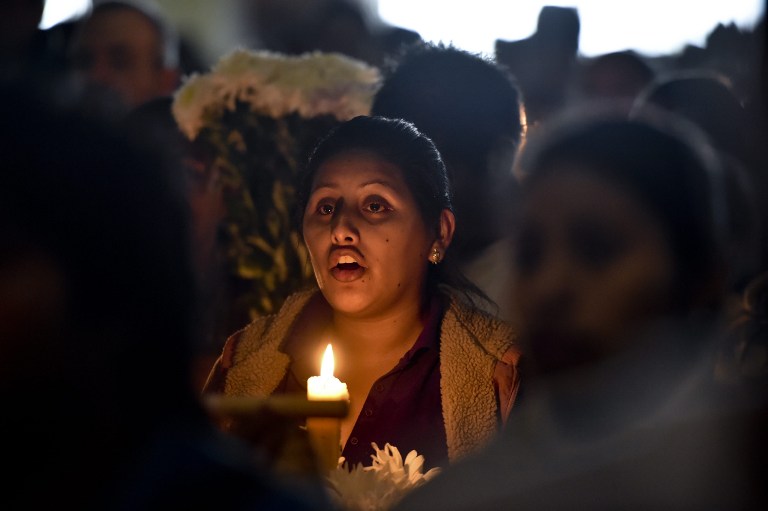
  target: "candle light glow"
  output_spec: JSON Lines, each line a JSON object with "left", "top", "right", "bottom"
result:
{"left": 307, "top": 344, "right": 349, "bottom": 401}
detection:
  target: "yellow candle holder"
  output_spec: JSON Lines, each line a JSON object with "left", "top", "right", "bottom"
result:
{"left": 306, "top": 415, "right": 344, "bottom": 474}
{"left": 203, "top": 394, "right": 349, "bottom": 475}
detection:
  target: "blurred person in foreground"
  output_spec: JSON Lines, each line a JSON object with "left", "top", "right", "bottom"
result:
{"left": 68, "top": 0, "right": 181, "bottom": 113}
{"left": 0, "top": 82, "right": 327, "bottom": 510}
{"left": 124, "top": 96, "right": 229, "bottom": 391}
{"left": 394, "top": 107, "right": 767, "bottom": 510}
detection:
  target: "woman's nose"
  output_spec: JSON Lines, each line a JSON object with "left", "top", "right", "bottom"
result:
{"left": 330, "top": 206, "right": 359, "bottom": 244}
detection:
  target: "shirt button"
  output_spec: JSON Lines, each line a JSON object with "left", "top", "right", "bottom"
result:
{"left": 364, "top": 409, "right": 373, "bottom": 417}
{"left": 350, "top": 437, "right": 358, "bottom": 445}
{"left": 375, "top": 384, "right": 385, "bottom": 392}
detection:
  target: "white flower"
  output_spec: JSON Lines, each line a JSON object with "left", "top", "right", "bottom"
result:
{"left": 326, "top": 443, "right": 441, "bottom": 511}
{"left": 172, "top": 48, "right": 381, "bottom": 140}
{"left": 171, "top": 72, "right": 220, "bottom": 139}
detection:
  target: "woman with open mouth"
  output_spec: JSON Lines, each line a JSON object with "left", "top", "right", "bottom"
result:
{"left": 203, "top": 115, "right": 521, "bottom": 473}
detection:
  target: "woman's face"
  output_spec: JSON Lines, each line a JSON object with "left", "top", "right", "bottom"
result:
{"left": 511, "top": 167, "right": 677, "bottom": 375}
{"left": 302, "top": 150, "right": 436, "bottom": 318}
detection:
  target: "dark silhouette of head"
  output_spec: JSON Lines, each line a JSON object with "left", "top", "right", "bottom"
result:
{"left": 577, "top": 51, "right": 655, "bottom": 109}
{"left": 371, "top": 42, "right": 524, "bottom": 260}
{"left": 495, "top": 6, "right": 580, "bottom": 126}
{"left": 535, "top": 5, "right": 581, "bottom": 51}
{"left": 633, "top": 70, "right": 753, "bottom": 165}
{"left": 0, "top": 78, "right": 201, "bottom": 434}
{"left": 632, "top": 70, "right": 764, "bottom": 290}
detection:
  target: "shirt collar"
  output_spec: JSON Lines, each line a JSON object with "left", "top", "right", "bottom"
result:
{"left": 400, "top": 294, "right": 443, "bottom": 365}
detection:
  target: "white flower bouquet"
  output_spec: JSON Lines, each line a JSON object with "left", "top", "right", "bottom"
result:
{"left": 327, "top": 443, "right": 442, "bottom": 511}
{"left": 172, "top": 49, "right": 380, "bottom": 317}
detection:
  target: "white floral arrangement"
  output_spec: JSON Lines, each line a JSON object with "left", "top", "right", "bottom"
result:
{"left": 171, "top": 49, "right": 381, "bottom": 319}
{"left": 173, "top": 48, "right": 381, "bottom": 141}
{"left": 327, "top": 443, "right": 441, "bottom": 511}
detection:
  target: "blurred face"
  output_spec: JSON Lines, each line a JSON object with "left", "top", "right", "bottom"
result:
{"left": 71, "top": 8, "right": 173, "bottom": 108}
{"left": 511, "top": 168, "right": 677, "bottom": 375}
{"left": 302, "top": 150, "right": 437, "bottom": 318}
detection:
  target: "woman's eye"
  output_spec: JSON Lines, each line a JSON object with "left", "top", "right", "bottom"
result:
{"left": 317, "top": 203, "right": 334, "bottom": 215}
{"left": 364, "top": 199, "right": 390, "bottom": 213}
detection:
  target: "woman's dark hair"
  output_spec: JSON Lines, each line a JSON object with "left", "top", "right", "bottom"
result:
{"left": 518, "top": 107, "right": 729, "bottom": 313}
{"left": 296, "top": 115, "right": 491, "bottom": 306}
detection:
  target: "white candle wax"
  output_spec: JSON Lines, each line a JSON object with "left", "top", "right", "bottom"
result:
{"left": 307, "top": 344, "right": 349, "bottom": 401}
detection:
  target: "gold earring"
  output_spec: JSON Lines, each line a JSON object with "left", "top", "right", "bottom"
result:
{"left": 430, "top": 247, "right": 441, "bottom": 265}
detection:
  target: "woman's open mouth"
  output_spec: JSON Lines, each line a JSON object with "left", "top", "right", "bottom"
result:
{"left": 330, "top": 255, "right": 366, "bottom": 282}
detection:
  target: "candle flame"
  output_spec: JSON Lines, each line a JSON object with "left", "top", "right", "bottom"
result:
{"left": 320, "top": 343, "right": 335, "bottom": 377}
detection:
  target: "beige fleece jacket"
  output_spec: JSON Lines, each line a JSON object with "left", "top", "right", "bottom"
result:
{"left": 204, "top": 288, "right": 521, "bottom": 463}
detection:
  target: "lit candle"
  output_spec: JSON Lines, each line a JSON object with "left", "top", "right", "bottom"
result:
{"left": 306, "top": 344, "right": 349, "bottom": 474}
{"left": 307, "top": 344, "right": 349, "bottom": 401}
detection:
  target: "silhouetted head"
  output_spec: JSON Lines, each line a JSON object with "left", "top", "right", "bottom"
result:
{"left": 633, "top": 71, "right": 763, "bottom": 290}
{"left": 536, "top": 6, "right": 580, "bottom": 51}
{"left": 632, "top": 70, "right": 752, "bottom": 165}
{"left": 578, "top": 50, "right": 655, "bottom": 105}
{"left": 372, "top": 42, "right": 524, "bottom": 258}
{"left": 69, "top": 0, "right": 180, "bottom": 109}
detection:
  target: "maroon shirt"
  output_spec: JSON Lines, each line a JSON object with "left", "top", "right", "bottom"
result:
{"left": 278, "top": 297, "right": 447, "bottom": 470}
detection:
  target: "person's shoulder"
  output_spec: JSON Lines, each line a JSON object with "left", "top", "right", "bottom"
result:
{"left": 443, "top": 289, "right": 510, "bottom": 327}
{"left": 213, "top": 289, "right": 320, "bottom": 396}
{"left": 442, "top": 290, "right": 518, "bottom": 358}
{"left": 219, "top": 315, "right": 276, "bottom": 368}
{"left": 222, "top": 288, "right": 319, "bottom": 367}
